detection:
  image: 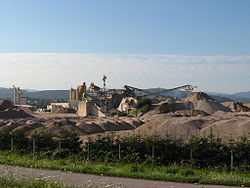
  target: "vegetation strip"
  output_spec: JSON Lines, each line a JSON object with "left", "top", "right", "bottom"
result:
{"left": 0, "top": 152, "right": 250, "bottom": 187}
{"left": 0, "top": 175, "right": 73, "bottom": 188}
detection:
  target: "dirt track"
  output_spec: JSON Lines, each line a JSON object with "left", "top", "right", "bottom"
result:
{"left": 0, "top": 164, "right": 244, "bottom": 188}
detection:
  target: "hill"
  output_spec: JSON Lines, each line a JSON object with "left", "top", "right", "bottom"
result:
{"left": 0, "top": 88, "right": 12, "bottom": 99}
{"left": 0, "top": 88, "right": 69, "bottom": 101}
{"left": 1, "top": 87, "right": 250, "bottom": 102}
{"left": 208, "top": 92, "right": 250, "bottom": 102}
{"left": 27, "top": 90, "right": 69, "bottom": 101}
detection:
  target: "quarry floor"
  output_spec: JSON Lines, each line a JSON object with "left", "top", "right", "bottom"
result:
{"left": 0, "top": 164, "right": 244, "bottom": 188}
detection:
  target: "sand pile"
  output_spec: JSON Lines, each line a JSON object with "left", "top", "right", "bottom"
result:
{"left": 0, "top": 100, "right": 12, "bottom": 111}
{"left": 76, "top": 117, "right": 142, "bottom": 134}
{"left": 156, "top": 94, "right": 225, "bottom": 117}
{"left": 200, "top": 117, "right": 250, "bottom": 140}
{"left": 222, "top": 102, "right": 250, "bottom": 112}
{"left": 133, "top": 114, "right": 214, "bottom": 139}
{"left": 185, "top": 92, "right": 231, "bottom": 114}
{"left": 12, "top": 120, "right": 43, "bottom": 134}
{"left": 0, "top": 100, "right": 33, "bottom": 119}
{"left": 86, "top": 111, "right": 250, "bottom": 141}
{"left": 44, "top": 119, "right": 84, "bottom": 136}
{"left": 186, "top": 92, "right": 214, "bottom": 101}
{"left": 76, "top": 121, "right": 104, "bottom": 134}
{"left": 174, "top": 110, "right": 210, "bottom": 117}
{"left": 244, "top": 103, "right": 250, "bottom": 108}
{"left": 0, "top": 121, "right": 22, "bottom": 131}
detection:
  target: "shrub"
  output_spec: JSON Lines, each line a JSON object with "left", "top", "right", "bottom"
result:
{"left": 51, "top": 148, "right": 71, "bottom": 159}
{"left": 30, "top": 132, "right": 56, "bottom": 152}
{"left": 136, "top": 98, "right": 152, "bottom": 109}
{"left": 0, "top": 129, "right": 11, "bottom": 150}
{"left": 57, "top": 131, "right": 81, "bottom": 154}
{"left": 10, "top": 131, "right": 29, "bottom": 151}
{"left": 157, "top": 103, "right": 170, "bottom": 113}
{"left": 131, "top": 98, "right": 152, "bottom": 115}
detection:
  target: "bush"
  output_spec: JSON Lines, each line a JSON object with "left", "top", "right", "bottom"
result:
{"left": 0, "top": 129, "right": 11, "bottom": 150}
{"left": 51, "top": 148, "right": 71, "bottom": 159}
{"left": 57, "top": 131, "right": 81, "bottom": 154}
{"left": 30, "top": 132, "right": 56, "bottom": 152}
{"left": 136, "top": 98, "right": 152, "bottom": 109}
{"left": 139, "top": 104, "right": 150, "bottom": 113}
{"left": 10, "top": 131, "right": 29, "bottom": 151}
{"left": 157, "top": 103, "right": 170, "bottom": 113}
{"left": 130, "top": 98, "right": 152, "bottom": 115}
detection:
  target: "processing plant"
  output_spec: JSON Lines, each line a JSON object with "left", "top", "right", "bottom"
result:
{"left": 66, "top": 76, "right": 197, "bottom": 117}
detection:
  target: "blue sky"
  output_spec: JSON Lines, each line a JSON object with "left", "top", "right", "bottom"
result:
{"left": 0, "top": 0, "right": 250, "bottom": 93}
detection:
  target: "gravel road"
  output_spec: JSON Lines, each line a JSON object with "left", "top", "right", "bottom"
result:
{"left": 0, "top": 164, "right": 245, "bottom": 188}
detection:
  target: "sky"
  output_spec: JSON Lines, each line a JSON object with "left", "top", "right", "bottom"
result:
{"left": 0, "top": 0, "right": 250, "bottom": 93}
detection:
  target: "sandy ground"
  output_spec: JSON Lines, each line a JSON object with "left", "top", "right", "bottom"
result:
{"left": 33, "top": 112, "right": 78, "bottom": 118}
{"left": 0, "top": 164, "right": 245, "bottom": 188}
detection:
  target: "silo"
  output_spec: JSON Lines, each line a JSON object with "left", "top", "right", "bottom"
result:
{"left": 75, "top": 88, "right": 80, "bottom": 100}
{"left": 71, "top": 89, "right": 76, "bottom": 100}
{"left": 82, "top": 82, "right": 87, "bottom": 93}
{"left": 69, "top": 89, "right": 73, "bottom": 100}
{"left": 78, "top": 85, "right": 83, "bottom": 100}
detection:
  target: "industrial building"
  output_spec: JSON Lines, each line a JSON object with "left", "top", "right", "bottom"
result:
{"left": 13, "top": 85, "right": 27, "bottom": 105}
{"left": 47, "top": 102, "right": 69, "bottom": 113}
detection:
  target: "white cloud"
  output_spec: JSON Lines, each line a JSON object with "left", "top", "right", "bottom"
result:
{"left": 0, "top": 53, "right": 249, "bottom": 92}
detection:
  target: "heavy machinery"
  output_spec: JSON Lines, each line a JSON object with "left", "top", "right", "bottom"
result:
{"left": 124, "top": 84, "right": 197, "bottom": 99}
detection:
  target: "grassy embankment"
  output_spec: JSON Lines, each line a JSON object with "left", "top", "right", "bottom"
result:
{"left": 0, "top": 152, "right": 250, "bottom": 187}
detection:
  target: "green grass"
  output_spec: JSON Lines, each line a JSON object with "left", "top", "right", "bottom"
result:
{"left": 0, "top": 176, "right": 73, "bottom": 188}
{"left": 0, "top": 152, "right": 250, "bottom": 187}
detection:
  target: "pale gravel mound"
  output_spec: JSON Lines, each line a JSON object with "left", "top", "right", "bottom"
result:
{"left": 0, "top": 121, "right": 23, "bottom": 131}
{"left": 44, "top": 119, "right": 85, "bottom": 136}
{"left": 0, "top": 107, "right": 33, "bottom": 119}
{"left": 25, "top": 126, "right": 47, "bottom": 137}
{"left": 76, "top": 121, "right": 105, "bottom": 134}
{"left": 133, "top": 111, "right": 250, "bottom": 140}
{"left": 244, "top": 103, "right": 250, "bottom": 108}
{"left": 185, "top": 92, "right": 215, "bottom": 101}
{"left": 174, "top": 110, "right": 210, "bottom": 117}
{"left": 185, "top": 92, "right": 231, "bottom": 114}
{"left": 12, "top": 120, "right": 43, "bottom": 133}
{"left": 0, "top": 100, "right": 12, "bottom": 111}
{"left": 122, "top": 118, "right": 142, "bottom": 128}
{"left": 212, "top": 110, "right": 230, "bottom": 117}
{"left": 0, "top": 100, "right": 33, "bottom": 119}
{"left": 76, "top": 117, "right": 142, "bottom": 135}
{"left": 0, "top": 115, "right": 143, "bottom": 138}
{"left": 200, "top": 118, "right": 250, "bottom": 140}
{"left": 134, "top": 114, "right": 215, "bottom": 139}
{"left": 222, "top": 102, "right": 250, "bottom": 112}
